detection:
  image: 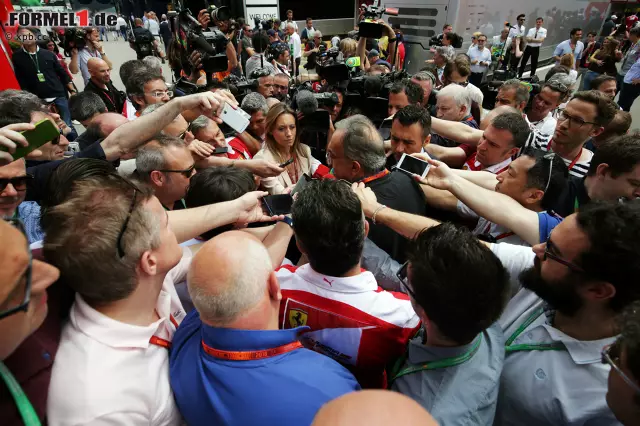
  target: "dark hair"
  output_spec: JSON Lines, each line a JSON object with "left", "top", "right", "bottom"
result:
{"left": 292, "top": 180, "right": 365, "bottom": 277}
{"left": 570, "top": 27, "right": 582, "bottom": 37}
{"left": 306, "top": 17, "right": 312, "bottom": 22}
{"left": 125, "top": 69, "right": 164, "bottom": 96}
{"left": 631, "top": 27, "right": 640, "bottom": 38}
{"left": 444, "top": 32, "right": 462, "bottom": 47}
{"left": 491, "top": 112, "right": 531, "bottom": 149}
{"left": 571, "top": 90, "right": 617, "bottom": 127}
{"left": 545, "top": 65, "right": 570, "bottom": 81}
{"left": 536, "top": 17, "right": 544, "bottom": 21}
{"left": 588, "top": 31, "right": 598, "bottom": 37}
{"left": 587, "top": 133, "right": 640, "bottom": 178}
{"left": 185, "top": 167, "right": 257, "bottom": 240}
{"left": 600, "top": 111, "right": 633, "bottom": 140}
{"left": 390, "top": 79, "right": 425, "bottom": 106}
{"left": 393, "top": 105, "right": 432, "bottom": 138}
{"left": 575, "top": 201, "right": 640, "bottom": 312}
{"left": 443, "top": 23, "right": 452, "bottom": 30}
{"left": 444, "top": 56, "right": 471, "bottom": 79}
{"left": 517, "top": 14, "right": 526, "bottom": 20}
{"left": 408, "top": 223, "right": 509, "bottom": 343}
{"left": 520, "top": 148, "right": 569, "bottom": 210}
{"left": 620, "top": 301, "right": 640, "bottom": 381}
{"left": 68, "top": 92, "right": 107, "bottom": 122}
{"left": 252, "top": 31, "right": 270, "bottom": 53}
{"left": 591, "top": 74, "right": 617, "bottom": 91}
{"left": 0, "top": 90, "right": 44, "bottom": 127}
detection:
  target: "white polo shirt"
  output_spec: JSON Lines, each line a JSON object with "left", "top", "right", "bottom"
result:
{"left": 525, "top": 27, "right": 547, "bottom": 47}
{"left": 525, "top": 112, "right": 557, "bottom": 136}
{"left": 491, "top": 243, "right": 618, "bottom": 425}
{"left": 47, "top": 248, "right": 192, "bottom": 426}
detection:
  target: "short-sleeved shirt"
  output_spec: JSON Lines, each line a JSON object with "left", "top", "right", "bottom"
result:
{"left": 524, "top": 131, "right": 593, "bottom": 178}
{"left": 391, "top": 324, "right": 505, "bottom": 426}
{"left": 47, "top": 248, "right": 192, "bottom": 425}
{"left": 553, "top": 40, "right": 585, "bottom": 67}
{"left": 491, "top": 243, "right": 619, "bottom": 426}
{"left": 526, "top": 27, "right": 547, "bottom": 47}
{"left": 78, "top": 48, "right": 105, "bottom": 85}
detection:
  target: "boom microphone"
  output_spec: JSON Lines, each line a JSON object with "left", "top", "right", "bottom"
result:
{"left": 296, "top": 90, "right": 319, "bottom": 117}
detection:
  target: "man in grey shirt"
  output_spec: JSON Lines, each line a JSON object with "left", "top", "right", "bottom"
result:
{"left": 617, "top": 27, "right": 640, "bottom": 93}
{"left": 389, "top": 223, "right": 509, "bottom": 426}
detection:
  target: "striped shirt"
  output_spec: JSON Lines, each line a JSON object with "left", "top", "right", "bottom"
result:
{"left": 524, "top": 131, "right": 593, "bottom": 178}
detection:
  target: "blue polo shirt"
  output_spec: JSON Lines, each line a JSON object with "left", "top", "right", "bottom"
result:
{"left": 169, "top": 310, "right": 360, "bottom": 426}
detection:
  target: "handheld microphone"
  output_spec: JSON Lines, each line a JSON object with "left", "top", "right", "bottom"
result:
{"left": 346, "top": 57, "right": 361, "bottom": 68}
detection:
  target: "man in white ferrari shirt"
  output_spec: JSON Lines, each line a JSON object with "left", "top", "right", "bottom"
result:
{"left": 277, "top": 179, "right": 420, "bottom": 388}
{"left": 44, "top": 160, "right": 281, "bottom": 422}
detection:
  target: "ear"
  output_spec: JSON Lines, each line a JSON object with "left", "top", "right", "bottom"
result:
{"left": 423, "top": 134, "right": 432, "bottom": 147}
{"left": 139, "top": 250, "right": 158, "bottom": 276}
{"left": 267, "top": 271, "right": 282, "bottom": 303}
{"left": 523, "top": 187, "right": 545, "bottom": 206}
{"left": 351, "top": 160, "right": 362, "bottom": 176}
{"left": 518, "top": 101, "right": 528, "bottom": 112}
{"left": 582, "top": 281, "right": 616, "bottom": 305}
{"left": 363, "top": 219, "right": 370, "bottom": 238}
{"left": 590, "top": 125, "right": 606, "bottom": 139}
{"left": 150, "top": 170, "right": 165, "bottom": 187}
{"left": 509, "top": 147, "right": 520, "bottom": 158}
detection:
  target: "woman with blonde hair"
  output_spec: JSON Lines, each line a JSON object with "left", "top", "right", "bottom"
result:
{"left": 559, "top": 53, "right": 578, "bottom": 83}
{"left": 253, "top": 103, "right": 322, "bottom": 194}
{"left": 582, "top": 36, "right": 622, "bottom": 90}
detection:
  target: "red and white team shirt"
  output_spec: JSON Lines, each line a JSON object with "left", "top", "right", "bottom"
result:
{"left": 276, "top": 264, "right": 420, "bottom": 388}
{"left": 463, "top": 152, "right": 511, "bottom": 174}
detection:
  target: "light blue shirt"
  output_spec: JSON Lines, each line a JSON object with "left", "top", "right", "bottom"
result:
{"left": 553, "top": 40, "right": 585, "bottom": 67}
{"left": 391, "top": 324, "right": 505, "bottom": 426}
{"left": 491, "top": 243, "right": 620, "bottom": 426}
{"left": 17, "top": 201, "right": 44, "bottom": 244}
{"left": 623, "top": 57, "right": 640, "bottom": 84}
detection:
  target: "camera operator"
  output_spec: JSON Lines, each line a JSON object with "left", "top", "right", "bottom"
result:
{"left": 271, "top": 43, "right": 291, "bottom": 76}
{"left": 129, "top": 18, "right": 165, "bottom": 62}
{"left": 191, "top": 9, "right": 239, "bottom": 81}
{"left": 245, "top": 31, "right": 276, "bottom": 78}
{"left": 302, "top": 31, "right": 326, "bottom": 71}
{"left": 322, "top": 86, "right": 345, "bottom": 123}
{"left": 430, "top": 23, "right": 453, "bottom": 47}
{"left": 78, "top": 27, "right": 113, "bottom": 86}
{"left": 250, "top": 68, "right": 275, "bottom": 98}
{"left": 239, "top": 24, "right": 254, "bottom": 72}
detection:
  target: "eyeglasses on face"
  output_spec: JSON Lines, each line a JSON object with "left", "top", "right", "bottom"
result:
{"left": 0, "top": 218, "right": 33, "bottom": 321}
{"left": 0, "top": 174, "right": 34, "bottom": 193}
{"left": 156, "top": 164, "right": 196, "bottom": 179}
{"left": 146, "top": 90, "right": 173, "bottom": 98}
{"left": 557, "top": 109, "right": 598, "bottom": 128}
{"left": 396, "top": 261, "right": 417, "bottom": 300}
{"left": 602, "top": 340, "right": 640, "bottom": 395}
{"left": 542, "top": 238, "right": 585, "bottom": 274}
{"left": 178, "top": 122, "right": 194, "bottom": 140}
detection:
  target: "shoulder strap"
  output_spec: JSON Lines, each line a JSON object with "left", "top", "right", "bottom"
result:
{"left": 0, "top": 362, "right": 41, "bottom": 426}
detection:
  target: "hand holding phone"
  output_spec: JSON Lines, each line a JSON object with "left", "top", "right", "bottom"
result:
{"left": 222, "top": 103, "right": 250, "bottom": 134}
{"left": 0, "top": 119, "right": 59, "bottom": 162}
{"left": 262, "top": 194, "right": 294, "bottom": 215}
{"left": 395, "top": 153, "right": 431, "bottom": 179}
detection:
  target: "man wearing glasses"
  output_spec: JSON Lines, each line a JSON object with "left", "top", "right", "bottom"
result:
{"left": 126, "top": 69, "right": 172, "bottom": 118}
{"left": 351, "top": 184, "right": 640, "bottom": 425}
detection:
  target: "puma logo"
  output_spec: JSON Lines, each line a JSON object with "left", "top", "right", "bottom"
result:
{"left": 323, "top": 278, "right": 334, "bottom": 286}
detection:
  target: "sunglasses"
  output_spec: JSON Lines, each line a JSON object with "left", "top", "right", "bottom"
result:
{"left": 396, "top": 261, "right": 417, "bottom": 300}
{"left": 0, "top": 174, "right": 34, "bottom": 193}
{"left": 156, "top": 164, "right": 196, "bottom": 179}
{"left": 0, "top": 218, "right": 33, "bottom": 320}
{"left": 602, "top": 340, "right": 640, "bottom": 394}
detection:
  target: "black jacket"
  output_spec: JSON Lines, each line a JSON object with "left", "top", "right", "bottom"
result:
{"left": 13, "top": 47, "right": 70, "bottom": 98}
{"left": 84, "top": 78, "right": 126, "bottom": 114}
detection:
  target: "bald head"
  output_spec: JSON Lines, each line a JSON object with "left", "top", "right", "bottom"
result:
{"left": 92, "top": 112, "right": 129, "bottom": 137}
{"left": 480, "top": 105, "right": 520, "bottom": 131}
{"left": 87, "top": 58, "right": 111, "bottom": 86}
{"left": 188, "top": 231, "right": 276, "bottom": 326}
{"left": 312, "top": 391, "right": 438, "bottom": 426}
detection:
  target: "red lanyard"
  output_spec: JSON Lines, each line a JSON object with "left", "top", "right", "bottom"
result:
{"left": 483, "top": 221, "right": 515, "bottom": 240}
{"left": 148, "top": 314, "right": 179, "bottom": 350}
{"left": 102, "top": 90, "right": 115, "bottom": 109}
{"left": 201, "top": 341, "right": 303, "bottom": 361}
{"left": 359, "top": 169, "right": 390, "bottom": 184}
{"left": 550, "top": 143, "right": 582, "bottom": 171}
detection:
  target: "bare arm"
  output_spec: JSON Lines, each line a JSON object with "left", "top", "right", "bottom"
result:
{"left": 226, "top": 39, "right": 239, "bottom": 71}
{"left": 425, "top": 144, "right": 468, "bottom": 168}
{"left": 68, "top": 49, "right": 79, "bottom": 74}
{"left": 262, "top": 221, "right": 294, "bottom": 268}
{"left": 453, "top": 168, "right": 499, "bottom": 190}
{"left": 431, "top": 117, "right": 484, "bottom": 147}
{"left": 237, "top": 130, "right": 262, "bottom": 156}
{"left": 357, "top": 36, "right": 367, "bottom": 71}
{"left": 421, "top": 185, "right": 459, "bottom": 211}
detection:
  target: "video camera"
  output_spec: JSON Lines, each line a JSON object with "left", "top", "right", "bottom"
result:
{"left": 481, "top": 75, "right": 541, "bottom": 110}
{"left": 62, "top": 27, "right": 86, "bottom": 57}
{"left": 129, "top": 30, "right": 155, "bottom": 59}
{"left": 358, "top": 0, "right": 398, "bottom": 39}
{"left": 223, "top": 74, "right": 259, "bottom": 102}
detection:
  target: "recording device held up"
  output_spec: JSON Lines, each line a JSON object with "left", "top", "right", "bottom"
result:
{"left": 62, "top": 27, "right": 86, "bottom": 57}
{"left": 358, "top": 0, "right": 399, "bottom": 39}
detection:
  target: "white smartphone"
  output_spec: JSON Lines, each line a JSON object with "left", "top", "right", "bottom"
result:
{"left": 221, "top": 103, "right": 250, "bottom": 134}
{"left": 396, "top": 153, "right": 431, "bottom": 179}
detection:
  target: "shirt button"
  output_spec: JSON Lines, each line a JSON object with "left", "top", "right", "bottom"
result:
{"left": 535, "top": 368, "right": 547, "bottom": 380}
{"left": 42, "top": 351, "right": 51, "bottom": 361}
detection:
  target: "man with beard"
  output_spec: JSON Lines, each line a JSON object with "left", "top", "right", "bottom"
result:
{"left": 350, "top": 185, "right": 640, "bottom": 426}
{"left": 272, "top": 73, "right": 290, "bottom": 102}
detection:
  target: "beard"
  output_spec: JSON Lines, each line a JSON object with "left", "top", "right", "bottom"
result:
{"left": 519, "top": 257, "right": 584, "bottom": 316}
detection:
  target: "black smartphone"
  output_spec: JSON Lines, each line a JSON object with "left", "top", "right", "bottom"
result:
{"left": 262, "top": 194, "right": 293, "bottom": 215}
{"left": 291, "top": 173, "right": 312, "bottom": 196}
{"left": 213, "top": 146, "right": 229, "bottom": 154}
{"left": 395, "top": 153, "right": 431, "bottom": 178}
{"left": 279, "top": 158, "right": 294, "bottom": 168}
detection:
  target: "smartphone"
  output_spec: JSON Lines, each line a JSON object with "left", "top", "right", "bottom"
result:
{"left": 213, "top": 146, "right": 229, "bottom": 155}
{"left": 221, "top": 103, "right": 250, "bottom": 134}
{"left": 378, "top": 117, "right": 393, "bottom": 141}
{"left": 279, "top": 158, "right": 294, "bottom": 168}
{"left": 291, "top": 173, "right": 312, "bottom": 196}
{"left": 262, "top": 194, "right": 293, "bottom": 215}
{"left": 0, "top": 119, "right": 59, "bottom": 160}
{"left": 395, "top": 153, "right": 431, "bottom": 179}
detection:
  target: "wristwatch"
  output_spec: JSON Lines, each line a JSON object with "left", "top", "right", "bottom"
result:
{"left": 279, "top": 216, "right": 293, "bottom": 227}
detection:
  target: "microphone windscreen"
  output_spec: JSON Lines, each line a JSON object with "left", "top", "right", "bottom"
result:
{"left": 364, "top": 75, "right": 383, "bottom": 96}
{"left": 296, "top": 90, "right": 319, "bottom": 116}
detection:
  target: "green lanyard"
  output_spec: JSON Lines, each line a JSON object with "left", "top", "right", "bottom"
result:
{"left": 574, "top": 196, "right": 580, "bottom": 213}
{"left": 27, "top": 50, "right": 41, "bottom": 73}
{"left": 389, "top": 335, "right": 482, "bottom": 386}
{"left": 0, "top": 362, "right": 41, "bottom": 426}
{"left": 505, "top": 308, "right": 566, "bottom": 354}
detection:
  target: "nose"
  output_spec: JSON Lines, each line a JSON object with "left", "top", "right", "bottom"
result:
{"left": 58, "top": 135, "right": 70, "bottom": 147}
{"left": 2, "top": 183, "right": 18, "bottom": 197}
{"left": 496, "top": 172, "right": 504, "bottom": 182}
{"left": 161, "top": 93, "right": 170, "bottom": 102}
{"left": 532, "top": 243, "right": 546, "bottom": 259}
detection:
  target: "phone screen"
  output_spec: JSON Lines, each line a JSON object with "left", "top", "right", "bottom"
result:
{"left": 263, "top": 195, "right": 293, "bottom": 215}
{"left": 396, "top": 154, "right": 430, "bottom": 177}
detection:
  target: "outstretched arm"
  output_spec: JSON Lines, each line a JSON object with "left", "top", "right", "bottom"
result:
{"left": 431, "top": 117, "right": 484, "bottom": 146}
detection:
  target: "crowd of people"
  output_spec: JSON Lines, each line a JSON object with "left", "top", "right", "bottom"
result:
{"left": 2, "top": 7, "right": 640, "bottom": 426}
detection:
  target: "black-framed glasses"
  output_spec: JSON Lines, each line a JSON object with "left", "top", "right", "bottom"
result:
{"left": 396, "top": 261, "right": 417, "bottom": 299}
{"left": 116, "top": 189, "right": 138, "bottom": 258}
{"left": 0, "top": 218, "right": 33, "bottom": 321}
{"left": 542, "top": 238, "right": 585, "bottom": 274}
{"left": 156, "top": 164, "right": 196, "bottom": 179}
{"left": 557, "top": 109, "right": 598, "bottom": 128}
{"left": 543, "top": 153, "right": 555, "bottom": 193}
{"left": 602, "top": 340, "right": 640, "bottom": 394}
{"left": 0, "top": 174, "right": 34, "bottom": 193}
{"left": 178, "top": 122, "right": 194, "bottom": 140}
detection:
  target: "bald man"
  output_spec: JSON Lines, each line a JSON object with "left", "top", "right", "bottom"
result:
{"left": 312, "top": 390, "right": 439, "bottom": 426}
{"left": 84, "top": 57, "right": 126, "bottom": 114}
{"left": 169, "top": 231, "right": 360, "bottom": 426}
{"left": 75, "top": 112, "right": 130, "bottom": 151}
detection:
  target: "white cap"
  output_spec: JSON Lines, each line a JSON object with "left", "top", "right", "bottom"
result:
{"left": 611, "top": 15, "right": 618, "bottom": 20}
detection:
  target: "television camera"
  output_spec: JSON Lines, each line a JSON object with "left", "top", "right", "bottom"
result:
{"left": 62, "top": 27, "right": 86, "bottom": 57}
{"left": 358, "top": 0, "right": 398, "bottom": 39}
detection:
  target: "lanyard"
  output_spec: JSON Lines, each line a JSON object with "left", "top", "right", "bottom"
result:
{"left": 482, "top": 221, "right": 514, "bottom": 240}
{"left": 25, "top": 49, "right": 41, "bottom": 73}
{"left": 0, "top": 362, "right": 42, "bottom": 426}
{"left": 359, "top": 169, "right": 390, "bottom": 184}
{"left": 505, "top": 308, "right": 566, "bottom": 354}
{"left": 201, "top": 340, "right": 303, "bottom": 361}
{"left": 550, "top": 143, "right": 582, "bottom": 172}
{"left": 148, "top": 314, "right": 179, "bottom": 349}
{"left": 388, "top": 335, "right": 482, "bottom": 386}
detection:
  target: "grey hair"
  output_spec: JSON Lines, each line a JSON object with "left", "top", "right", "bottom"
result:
{"left": 436, "top": 45, "right": 455, "bottom": 61}
{"left": 413, "top": 70, "right": 435, "bottom": 84}
{"left": 335, "top": 115, "right": 386, "bottom": 174}
{"left": 437, "top": 84, "right": 472, "bottom": 112}
{"left": 135, "top": 135, "right": 187, "bottom": 181}
{"left": 500, "top": 79, "right": 531, "bottom": 105}
{"left": 142, "top": 55, "right": 163, "bottom": 74}
{"left": 286, "top": 22, "right": 295, "bottom": 30}
{"left": 188, "top": 240, "right": 273, "bottom": 324}
{"left": 140, "top": 102, "right": 165, "bottom": 116}
{"left": 190, "top": 115, "right": 212, "bottom": 135}
{"left": 241, "top": 92, "right": 269, "bottom": 115}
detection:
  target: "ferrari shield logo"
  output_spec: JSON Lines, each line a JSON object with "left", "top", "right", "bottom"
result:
{"left": 288, "top": 309, "right": 308, "bottom": 327}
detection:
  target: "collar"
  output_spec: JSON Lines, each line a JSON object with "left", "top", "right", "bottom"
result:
{"left": 201, "top": 324, "right": 309, "bottom": 352}
{"left": 70, "top": 289, "right": 174, "bottom": 349}
{"left": 296, "top": 263, "right": 378, "bottom": 293}
{"left": 408, "top": 328, "right": 482, "bottom": 365}
{"left": 540, "top": 322, "right": 617, "bottom": 364}
{"left": 22, "top": 46, "right": 39, "bottom": 54}
{"left": 526, "top": 111, "right": 552, "bottom": 126}
{"left": 468, "top": 154, "right": 511, "bottom": 174}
